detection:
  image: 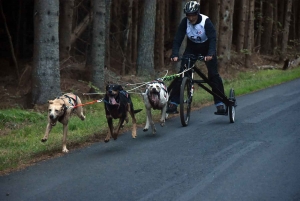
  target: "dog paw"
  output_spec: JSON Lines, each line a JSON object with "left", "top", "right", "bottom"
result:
{"left": 104, "top": 139, "right": 110, "bottom": 143}
{"left": 41, "top": 138, "right": 47, "bottom": 142}
{"left": 62, "top": 148, "right": 69, "bottom": 153}
{"left": 160, "top": 122, "right": 165, "bottom": 127}
{"left": 143, "top": 128, "right": 148, "bottom": 132}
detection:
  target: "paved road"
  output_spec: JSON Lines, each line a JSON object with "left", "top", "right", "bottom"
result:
{"left": 1, "top": 79, "right": 300, "bottom": 201}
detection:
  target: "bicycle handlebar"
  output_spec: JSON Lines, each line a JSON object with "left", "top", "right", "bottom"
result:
{"left": 180, "top": 54, "right": 205, "bottom": 61}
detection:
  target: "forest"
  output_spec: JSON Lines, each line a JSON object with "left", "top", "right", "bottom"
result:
{"left": 0, "top": 0, "right": 299, "bottom": 108}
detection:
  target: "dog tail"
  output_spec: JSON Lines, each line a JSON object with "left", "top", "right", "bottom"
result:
{"left": 134, "top": 109, "right": 143, "bottom": 114}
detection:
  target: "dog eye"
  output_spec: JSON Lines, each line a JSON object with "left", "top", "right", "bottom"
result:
{"left": 55, "top": 109, "right": 59, "bottom": 112}
{"left": 48, "top": 109, "right": 51, "bottom": 112}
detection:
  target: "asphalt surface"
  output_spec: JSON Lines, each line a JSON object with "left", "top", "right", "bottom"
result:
{"left": 1, "top": 78, "right": 300, "bottom": 201}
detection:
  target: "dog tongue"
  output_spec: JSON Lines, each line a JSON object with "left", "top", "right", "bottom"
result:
{"left": 151, "top": 94, "right": 159, "bottom": 103}
{"left": 109, "top": 97, "right": 117, "bottom": 105}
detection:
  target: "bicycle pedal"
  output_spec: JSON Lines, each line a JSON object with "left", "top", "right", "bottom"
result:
{"left": 214, "top": 111, "right": 227, "bottom": 116}
{"left": 167, "top": 111, "right": 179, "bottom": 114}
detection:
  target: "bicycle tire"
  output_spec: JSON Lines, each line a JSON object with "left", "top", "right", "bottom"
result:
{"left": 180, "top": 77, "right": 192, "bottom": 127}
{"left": 228, "top": 88, "right": 236, "bottom": 123}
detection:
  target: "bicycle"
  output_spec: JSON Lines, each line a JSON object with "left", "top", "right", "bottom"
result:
{"left": 167, "top": 54, "right": 237, "bottom": 127}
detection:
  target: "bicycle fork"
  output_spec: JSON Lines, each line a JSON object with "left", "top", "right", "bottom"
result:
{"left": 182, "top": 68, "right": 195, "bottom": 101}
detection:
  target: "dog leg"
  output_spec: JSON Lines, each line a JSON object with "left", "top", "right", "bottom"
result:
{"left": 105, "top": 117, "right": 113, "bottom": 142}
{"left": 114, "top": 118, "right": 125, "bottom": 140}
{"left": 128, "top": 111, "right": 138, "bottom": 139}
{"left": 121, "top": 115, "right": 129, "bottom": 128}
{"left": 62, "top": 124, "right": 69, "bottom": 153}
{"left": 144, "top": 109, "right": 156, "bottom": 134}
{"left": 41, "top": 122, "right": 53, "bottom": 142}
{"left": 143, "top": 109, "right": 150, "bottom": 132}
{"left": 160, "top": 105, "right": 167, "bottom": 127}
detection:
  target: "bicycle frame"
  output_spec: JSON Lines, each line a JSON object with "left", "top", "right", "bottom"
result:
{"left": 182, "top": 56, "right": 235, "bottom": 107}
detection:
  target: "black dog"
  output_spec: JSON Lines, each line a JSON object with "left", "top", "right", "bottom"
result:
{"left": 104, "top": 84, "right": 142, "bottom": 142}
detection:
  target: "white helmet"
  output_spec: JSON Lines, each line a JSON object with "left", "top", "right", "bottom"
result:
{"left": 184, "top": 1, "right": 200, "bottom": 15}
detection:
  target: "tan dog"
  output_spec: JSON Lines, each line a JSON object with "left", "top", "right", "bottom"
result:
{"left": 142, "top": 80, "right": 169, "bottom": 134}
{"left": 41, "top": 93, "right": 85, "bottom": 153}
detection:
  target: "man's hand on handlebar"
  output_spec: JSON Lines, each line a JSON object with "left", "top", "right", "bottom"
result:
{"left": 171, "top": 57, "right": 178, "bottom": 62}
{"left": 205, "top": 56, "right": 213, "bottom": 61}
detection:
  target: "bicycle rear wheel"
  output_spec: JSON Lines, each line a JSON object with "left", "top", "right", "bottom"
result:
{"left": 228, "top": 88, "right": 236, "bottom": 123}
{"left": 180, "top": 77, "right": 192, "bottom": 127}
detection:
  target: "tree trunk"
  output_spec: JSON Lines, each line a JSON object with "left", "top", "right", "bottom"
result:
{"left": 154, "top": 0, "right": 165, "bottom": 70}
{"left": 236, "top": 0, "right": 247, "bottom": 52}
{"left": 245, "top": 0, "right": 254, "bottom": 68}
{"left": 209, "top": 0, "right": 220, "bottom": 34}
{"left": 164, "top": 0, "right": 171, "bottom": 43}
{"left": 70, "top": 11, "right": 93, "bottom": 46}
{"left": 137, "top": 0, "right": 156, "bottom": 76}
{"left": 272, "top": 0, "right": 278, "bottom": 55}
{"left": 131, "top": 0, "right": 138, "bottom": 73}
{"left": 122, "top": 0, "right": 133, "bottom": 75}
{"left": 59, "top": 0, "right": 74, "bottom": 60}
{"left": 280, "top": 0, "right": 292, "bottom": 59}
{"left": 217, "top": 0, "right": 234, "bottom": 70}
{"left": 260, "top": 0, "right": 274, "bottom": 54}
{"left": 201, "top": 0, "right": 209, "bottom": 15}
{"left": 255, "top": 0, "right": 263, "bottom": 52}
{"left": 105, "top": 0, "right": 112, "bottom": 69}
{"left": 89, "top": 0, "right": 106, "bottom": 90}
{"left": 174, "top": 0, "right": 187, "bottom": 71}
{"left": 32, "top": 0, "right": 61, "bottom": 105}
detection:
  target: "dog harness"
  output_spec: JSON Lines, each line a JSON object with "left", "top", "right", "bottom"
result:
{"left": 56, "top": 94, "right": 79, "bottom": 121}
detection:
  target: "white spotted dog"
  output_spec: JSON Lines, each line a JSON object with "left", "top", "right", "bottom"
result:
{"left": 142, "top": 80, "right": 169, "bottom": 134}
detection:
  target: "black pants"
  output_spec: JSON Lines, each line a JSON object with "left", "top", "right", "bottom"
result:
{"left": 169, "top": 55, "right": 225, "bottom": 105}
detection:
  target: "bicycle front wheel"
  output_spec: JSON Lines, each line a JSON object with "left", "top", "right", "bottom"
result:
{"left": 180, "top": 77, "right": 192, "bottom": 127}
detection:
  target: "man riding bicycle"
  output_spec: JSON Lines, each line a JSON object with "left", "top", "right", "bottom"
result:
{"left": 167, "top": 1, "right": 226, "bottom": 114}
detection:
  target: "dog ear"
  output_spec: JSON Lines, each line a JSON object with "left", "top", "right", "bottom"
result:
{"left": 48, "top": 100, "right": 54, "bottom": 104}
{"left": 118, "top": 85, "right": 124, "bottom": 91}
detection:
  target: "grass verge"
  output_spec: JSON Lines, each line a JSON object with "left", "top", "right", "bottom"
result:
{"left": 0, "top": 67, "right": 300, "bottom": 175}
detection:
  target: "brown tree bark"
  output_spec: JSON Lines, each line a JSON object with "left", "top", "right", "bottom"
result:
{"left": 174, "top": 0, "right": 186, "bottom": 71}
{"left": 255, "top": 0, "right": 263, "bottom": 52}
{"left": 70, "top": 11, "right": 93, "bottom": 46}
{"left": 272, "top": 0, "right": 278, "bottom": 55}
{"left": 236, "top": 0, "right": 247, "bottom": 53}
{"left": 280, "top": 0, "right": 293, "bottom": 59}
{"left": 245, "top": 0, "right": 254, "bottom": 68}
{"left": 154, "top": 0, "right": 165, "bottom": 70}
{"left": 121, "top": 0, "right": 133, "bottom": 75}
{"left": 59, "top": 0, "right": 74, "bottom": 60}
{"left": 217, "top": 0, "right": 234, "bottom": 70}
{"left": 105, "top": 0, "right": 112, "bottom": 69}
{"left": 208, "top": 0, "right": 220, "bottom": 34}
{"left": 137, "top": 0, "right": 156, "bottom": 76}
{"left": 0, "top": 0, "right": 19, "bottom": 80}
{"left": 89, "top": 0, "right": 106, "bottom": 90}
{"left": 131, "top": 0, "right": 138, "bottom": 73}
{"left": 32, "top": 0, "right": 61, "bottom": 104}
{"left": 260, "top": 0, "right": 274, "bottom": 54}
